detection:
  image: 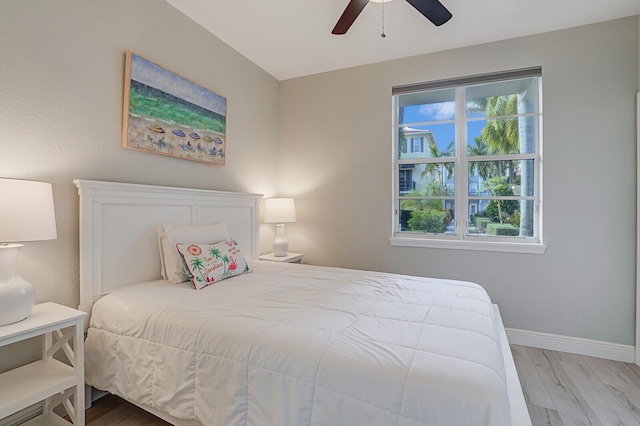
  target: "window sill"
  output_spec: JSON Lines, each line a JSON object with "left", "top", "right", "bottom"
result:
{"left": 389, "top": 236, "right": 547, "bottom": 254}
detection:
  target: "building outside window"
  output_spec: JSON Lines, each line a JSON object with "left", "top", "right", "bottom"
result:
{"left": 391, "top": 68, "right": 544, "bottom": 253}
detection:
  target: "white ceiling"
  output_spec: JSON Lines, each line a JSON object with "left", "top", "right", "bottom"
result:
{"left": 166, "top": 0, "right": 640, "bottom": 81}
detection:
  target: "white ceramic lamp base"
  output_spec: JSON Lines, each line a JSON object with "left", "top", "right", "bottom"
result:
{"left": 272, "top": 224, "right": 289, "bottom": 257}
{"left": 0, "top": 244, "right": 35, "bottom": 326}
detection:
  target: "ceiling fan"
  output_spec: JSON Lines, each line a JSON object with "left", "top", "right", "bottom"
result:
{"left": 332, "top": 0, "right": 452, "bottom": 35}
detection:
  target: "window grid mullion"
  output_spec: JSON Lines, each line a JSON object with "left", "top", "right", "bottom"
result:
{"left": 397, "top": 157, "right": 455, "bottom": 165}
{"left": 392, "top": 95, "right": 400, "bottom": 233}
{"left": 466, "top": 112, "right": 536, "bottom": 122}
{"left": 533, "top": 78, "right": 542, "bottom": 240}
{"left": 454, "top": 86, "right": 467, "bottom": 239}
{"left": 467, "top": 153, "right": 536, "bottom": 162}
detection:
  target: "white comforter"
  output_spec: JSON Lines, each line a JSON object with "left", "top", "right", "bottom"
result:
{"left": 85, "top": 261, "right": 510, "bottom": 425}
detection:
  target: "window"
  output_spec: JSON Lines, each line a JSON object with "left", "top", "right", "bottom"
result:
{"left": 391, "top": 68, "right": 544, "bottom": 253}
{"left": 399, "top": 168, "right": 414, "bottom": 193}
{"left": 411, "top": 137, "right": 424, "bottom": 153}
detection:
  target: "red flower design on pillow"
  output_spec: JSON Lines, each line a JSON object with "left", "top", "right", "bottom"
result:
{"left": 228, "top": 258, "right": 238, "bottom": 273}
{"left": 187, "top": 245, "right": 202, "bottom": 256}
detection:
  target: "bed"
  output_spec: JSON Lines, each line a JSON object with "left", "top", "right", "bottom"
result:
{"left": 75, "top": 179, "right": 530, "bottom": 426}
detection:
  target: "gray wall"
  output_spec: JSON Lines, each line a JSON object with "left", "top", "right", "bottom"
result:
{"left": 0, "top": 1, "right": 638, "bottom": 362}
{"left": 278, "top": 18, "right": 639, "bottom": 346}
{"left": 0, "top": 0, "right": 279, "bottom": 370}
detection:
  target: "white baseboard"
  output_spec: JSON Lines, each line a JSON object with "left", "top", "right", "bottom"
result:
{"left": 506, "top": 328, "right": 636, "bottom": 364}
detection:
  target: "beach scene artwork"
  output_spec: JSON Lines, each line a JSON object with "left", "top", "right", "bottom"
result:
{"left": 122, "top": 51, "right": 227, "bottom": 165}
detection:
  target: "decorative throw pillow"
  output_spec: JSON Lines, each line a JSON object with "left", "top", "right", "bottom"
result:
{"left": 176, "top": 239, "right": 250, "bottom": 290}
{"left": 157, "top": 222, "right": 228, "bottom": 284}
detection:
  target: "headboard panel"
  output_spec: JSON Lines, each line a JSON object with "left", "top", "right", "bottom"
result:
{"left": 74, "top": 180, "right": 262, "bottom": 316}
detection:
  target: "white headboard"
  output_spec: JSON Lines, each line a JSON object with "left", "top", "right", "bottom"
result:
{"left": 74, "top": 180, "right": 262, "bottom": 316}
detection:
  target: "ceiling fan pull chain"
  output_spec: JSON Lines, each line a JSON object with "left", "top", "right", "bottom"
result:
{"left": 381, "top": 0, "right": 386, "bottom": 38}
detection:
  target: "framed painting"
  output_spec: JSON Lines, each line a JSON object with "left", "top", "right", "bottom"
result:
{"left": 122, "top": 51, "right": 227, "bottom": 165}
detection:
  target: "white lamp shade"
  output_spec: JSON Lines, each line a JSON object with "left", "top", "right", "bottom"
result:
{"left": 0, "top": 179, "right": 57, "bottom": 325}
{"left": 264, "top": 198, "right": 297, "bottom": 224}
{"left": 0, "top": 178, "right": 57, "bottom": 242}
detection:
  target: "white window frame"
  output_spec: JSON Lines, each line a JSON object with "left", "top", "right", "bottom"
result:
{"left": 390, "top": 68, "right": 546, "bottom": 254}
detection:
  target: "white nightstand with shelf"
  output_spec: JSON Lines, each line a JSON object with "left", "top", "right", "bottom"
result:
{"left": 259, "top": 252, "right": 304, "bottom": 264}
{"left": 0, "top": 302, "right": 87, "bottom": 425}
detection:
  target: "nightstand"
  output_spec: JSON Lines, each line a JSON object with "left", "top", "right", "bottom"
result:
{"left": 259, "top": 252, "right": 304, "bottom": 264}
{"left": 0, "top": 302, "right": 87, "bottom": 425}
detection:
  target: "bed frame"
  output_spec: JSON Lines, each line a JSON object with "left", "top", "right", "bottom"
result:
{"left": 74, "top": 179, "right": 530, "bottom": 426}
{"left": 74, "top": 179, "right": 262, "bottom": 319}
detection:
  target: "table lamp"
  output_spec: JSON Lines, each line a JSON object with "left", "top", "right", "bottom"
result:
{"left": 264, "top": 198, "right": 296, "bottom": 257}
{"left": 0, "top": 178, "right": 57, "bottom": 326}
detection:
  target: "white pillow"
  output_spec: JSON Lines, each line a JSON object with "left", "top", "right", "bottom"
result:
{"left": 176, "top": 239, "right": 251, "bottom": 290}
{"left": 157, "top": 222, "right": 228, "bottom": 283}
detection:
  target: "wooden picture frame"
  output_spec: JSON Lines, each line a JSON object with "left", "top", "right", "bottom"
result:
{"left": 122, "top": 51, "right": 227, "bottom": 165}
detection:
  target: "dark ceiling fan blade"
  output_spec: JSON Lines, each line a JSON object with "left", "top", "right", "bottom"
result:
{"left": 405, "top": 0, "right": 452, "bottom": 26}
{"left": 332, "top": 0, "right": 369, "bottom": 35}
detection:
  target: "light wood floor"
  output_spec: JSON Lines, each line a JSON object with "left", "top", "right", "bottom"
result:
{"left": 512, "top": 345, "right": 640, "bottom": 425}
{"left": 84, "top": 345, "right": 640, "bottom": 425}
{"left": 84, "top": 395, "right": 170, "bottom": 426}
